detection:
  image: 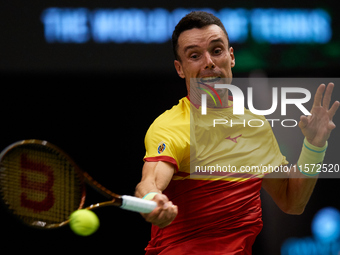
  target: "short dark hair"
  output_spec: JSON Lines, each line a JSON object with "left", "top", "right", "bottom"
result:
{"left": 172, "top": 11, "right": 230, "bottom": 61}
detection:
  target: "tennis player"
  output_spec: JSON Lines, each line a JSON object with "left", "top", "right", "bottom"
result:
{"left": 135, "top": 11, "right": 339, "bottom": 254}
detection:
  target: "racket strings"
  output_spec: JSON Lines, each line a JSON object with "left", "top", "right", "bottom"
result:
{"left": 0, "top": 144, "right": 83, "bottom": 227}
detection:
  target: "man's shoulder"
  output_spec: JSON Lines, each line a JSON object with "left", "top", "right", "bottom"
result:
{"left": 151, "top": 97, "right": 190, "bottom": 127}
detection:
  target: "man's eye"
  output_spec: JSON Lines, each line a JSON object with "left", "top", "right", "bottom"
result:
{"left": 190, "top": 54, "right": 199, "bottom": 59}
{"left": 214, "top": 49, "right": 222, "bottom": 54}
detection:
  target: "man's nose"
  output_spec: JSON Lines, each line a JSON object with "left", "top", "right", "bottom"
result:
{"left": 203, "top": 52, "right": 215, "bottom": 69}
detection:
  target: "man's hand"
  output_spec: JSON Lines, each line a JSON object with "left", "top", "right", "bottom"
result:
{"left": 299, "top": 83, "right": 339, "bottom": 147}
{"left": 135, "top": 161, "right": 177, "bottom": 228}
{"left": 141, "top": 194, "right": 178, "bottom": 228}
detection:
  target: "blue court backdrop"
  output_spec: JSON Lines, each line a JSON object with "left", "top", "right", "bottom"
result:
{"left": 1, "top": 0, "right": 340, "bottom": 254}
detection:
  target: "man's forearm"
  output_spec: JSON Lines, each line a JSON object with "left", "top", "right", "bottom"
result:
{"left": 135, "top": 161, "right": 175, "bottom": 198}
{"left": 283, "top": 138, "right": 327, "bottom": 214}
{"left": 135, "top": 179, "right": 162, "bottom": 198}
{"left": 284, "top": 164, "right": 318, "bottom": 214}
{"left": 263, "top": 139, "right": 327, "bottom": 214}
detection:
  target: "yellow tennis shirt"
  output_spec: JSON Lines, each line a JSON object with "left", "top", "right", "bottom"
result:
{"left": 144, "top": 96, "right": 287, "bottom": 181}
{"left": 143, "top": 96, "right": 288, "bottom": 254}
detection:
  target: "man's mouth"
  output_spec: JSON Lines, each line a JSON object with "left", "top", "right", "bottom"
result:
{"left": 199, "top": 76, "right": 221, "bottom": 83}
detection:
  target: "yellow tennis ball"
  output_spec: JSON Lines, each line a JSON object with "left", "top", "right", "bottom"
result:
{"left": 69, "top": 209, "right": 100, "bottom": 236}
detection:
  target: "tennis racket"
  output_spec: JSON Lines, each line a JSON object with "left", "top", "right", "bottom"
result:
{"left": 0, "top": 139, "right": 156, "bottom": 229}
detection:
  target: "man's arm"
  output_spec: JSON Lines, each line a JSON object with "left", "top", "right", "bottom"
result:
{"left": 262, "top": 165, "right": 318, "bottom": 215}
{"left": 135, "top": 161, "right": 178, "bottom": 228}
{"left": 262, "top": 83, "right": 339, "bottom": 215}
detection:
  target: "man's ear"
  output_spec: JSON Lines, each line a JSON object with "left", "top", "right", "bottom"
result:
{"left": 229, "top": 47, "right": 235, "bottom": 68}
{"left": 174, "top": 60, "right": 185, "bottom": 79}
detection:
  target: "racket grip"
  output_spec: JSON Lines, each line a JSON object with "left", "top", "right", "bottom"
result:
{"left": 121, "top": 195, "right": 157, "bottom": 213}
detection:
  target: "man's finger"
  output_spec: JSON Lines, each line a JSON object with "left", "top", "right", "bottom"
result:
{"left": 156, "top": 203, "right": 178, "bottom": 228}
{"left": 298, "top": 115, "right": 309, "bottom": 129}
{"left": 328, "top": 100, "right": 340, "bottom": 120}
{"left": 313, "top": 84, "right": 326, "bottom": 107}
{"left": 322, "top": 82, "right": 334, "bottom": 110}
{"left": 143, "top": 206, "right": 163, "bottom": 222}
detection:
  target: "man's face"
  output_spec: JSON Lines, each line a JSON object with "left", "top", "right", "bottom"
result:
{"left": 174, "top": 24, "right": 235, "bottom": 90}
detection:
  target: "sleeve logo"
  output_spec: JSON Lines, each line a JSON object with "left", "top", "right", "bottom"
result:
{"left": 157, "top": 142, "right": 166, "bottom": 154}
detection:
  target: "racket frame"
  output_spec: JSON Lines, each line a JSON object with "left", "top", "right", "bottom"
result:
{"left": 0, "top": 139, "right": 126, "bottom": 229}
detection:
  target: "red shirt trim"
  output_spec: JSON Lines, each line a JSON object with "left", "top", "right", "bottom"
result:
{"left": 144, "top": 156, "right": 179, "bottom": 172}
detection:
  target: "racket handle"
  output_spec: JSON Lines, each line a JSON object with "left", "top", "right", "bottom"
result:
{"left": 121, "top": 195, "right": 157, "bottom": 213}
